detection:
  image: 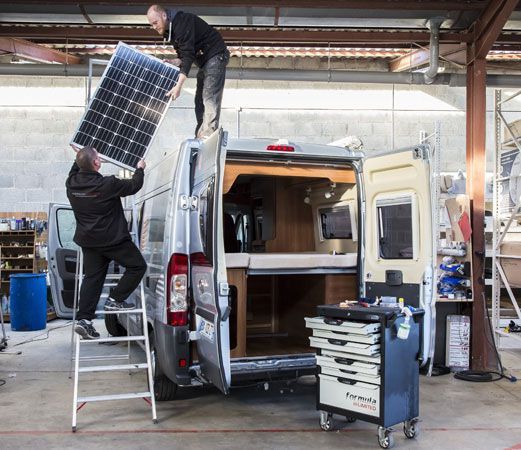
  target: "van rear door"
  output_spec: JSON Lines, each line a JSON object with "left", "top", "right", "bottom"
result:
{"left": 189, "top": 129, "right": 231, "bottom": 394}
{"left": 361, "top": 145, "right": 434, "bottom": 362}
{"left": 47, "top": 203, "right": 79, "bottom": 318}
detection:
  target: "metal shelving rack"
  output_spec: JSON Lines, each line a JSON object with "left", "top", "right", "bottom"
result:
{"left": 492, "top": 89, "right": 521, "bottom": 349}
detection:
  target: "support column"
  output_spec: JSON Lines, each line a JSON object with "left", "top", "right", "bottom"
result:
{"left": 466, "top": 55, "right": 495, "bottom": 370}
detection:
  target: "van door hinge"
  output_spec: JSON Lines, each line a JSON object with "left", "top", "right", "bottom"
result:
{"left": 190, "top": 196, "right": 198, "bottom": 210}
{"left": 179, "top": 195, "right": 190, "bottom": 210}
{"left": 189, "top": 331, "right": 201, "bottom": 341}
{"left": 413, "top": 146, "right": 429, "bottom": 160}
{"left": 219, "top": 282, "right": 229, "bottom": 296}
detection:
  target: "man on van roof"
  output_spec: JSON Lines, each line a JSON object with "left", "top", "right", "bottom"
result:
{"left": 66, "top": 147, "right": 147, "bottom": 340}
{"left": 146, "top": 4, "right": 229, "bottom": 139}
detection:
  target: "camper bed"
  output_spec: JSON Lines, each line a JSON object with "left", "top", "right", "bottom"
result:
{"left": 225, "top": 252, "right": 357, "bottom": 275}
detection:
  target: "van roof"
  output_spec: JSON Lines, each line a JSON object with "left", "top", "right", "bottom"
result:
{"left": 226, "top": 137, "right": 364, "bottom": 159}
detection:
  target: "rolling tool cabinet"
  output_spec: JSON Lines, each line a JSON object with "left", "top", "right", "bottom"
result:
{"left": 306, "top": 304, "right": 424, "bottom": 449}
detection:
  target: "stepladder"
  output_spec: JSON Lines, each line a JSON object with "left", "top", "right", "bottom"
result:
{"left": 70, "top": 197, "right": 157, "bottom": 432}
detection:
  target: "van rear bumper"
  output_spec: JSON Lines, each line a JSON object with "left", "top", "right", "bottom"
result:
{"left": 154, "top": 319, "right": 191, "bottom": 386}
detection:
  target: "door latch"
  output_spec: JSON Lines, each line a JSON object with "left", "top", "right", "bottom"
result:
{"left": 219, "top": 282, "right": 229, "bottom": 296}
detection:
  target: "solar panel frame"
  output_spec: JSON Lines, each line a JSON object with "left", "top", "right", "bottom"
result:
{"left": 71, "top": 42, "right": 180, "bottom": 171}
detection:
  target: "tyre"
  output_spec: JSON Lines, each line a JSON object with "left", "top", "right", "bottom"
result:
{"left": 150, "top": 334, "right": 178, "bottom": 401}
{"left": 403, "top": 420, "right": 419, "bottom": 439}
{"left": 378, "top": 427, "right": 395, "bottom": 449}
{"left": 104, "top": 313, "right": 126, "bottom": 337}
{"left": 319, "top": 411, "right": 334, "bottom": 431}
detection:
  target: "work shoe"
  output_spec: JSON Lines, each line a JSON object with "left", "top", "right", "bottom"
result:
{"left": 104, "top": 298, "right": 136, "bottom": 311}
{"left": 74, "top": 319, "right": 100, "bottom": 340}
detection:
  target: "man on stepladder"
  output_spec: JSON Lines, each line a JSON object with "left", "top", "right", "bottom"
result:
{"left": 66, "top": 147, "right": 147, "bottom": 339}
{"left": 146, "top": 4, "right": 229, "bottom": 139}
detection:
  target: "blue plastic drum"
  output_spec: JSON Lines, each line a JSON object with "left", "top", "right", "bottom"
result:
{"left": 9, "top": 273, "right": 47, "bottom": 331}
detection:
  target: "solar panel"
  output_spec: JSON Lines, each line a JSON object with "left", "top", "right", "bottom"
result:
{"left": 71, "top": 42, "right": 180, "bottom": 170}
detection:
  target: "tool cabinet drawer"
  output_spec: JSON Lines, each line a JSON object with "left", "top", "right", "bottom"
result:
{"left": 321, "top": 365, "right": 380, "bottom": 385}
{"left": 306, "top": 317, "right": 380, "bottom": 335}
{"left": 321, "top": 348, "right": 381, "bottom": 365}
{"left": 312, "top": 328, "right": 380, "bottom": 344}
{"left": 309, "top": 336, "right": 380, "bottom": 356}
{"left": 319, "top": 373, "right": 380, "bottom": 418}
{"left": 316, "top": 354, "right": 380, "bottom": 376}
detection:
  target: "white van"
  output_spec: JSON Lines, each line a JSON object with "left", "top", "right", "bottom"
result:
{"left": 48, "top": 128, "right": 434, "bottom": 400}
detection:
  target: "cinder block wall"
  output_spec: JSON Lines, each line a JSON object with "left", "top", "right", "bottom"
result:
{"left": 0, "top": 75, "right": 510, "bottom": 213}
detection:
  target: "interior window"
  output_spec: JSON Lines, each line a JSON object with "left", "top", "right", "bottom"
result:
{"left": 377, "top": 196, "right": 414, "bottom": 259}
{"left": 57, "top": 208, "right": 79, "bottom": 251}
{"left": 319, "top": 205, "right": 353, "bottom": 239}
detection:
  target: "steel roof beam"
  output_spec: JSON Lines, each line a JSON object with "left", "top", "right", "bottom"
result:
{"left": 389, "top": 43, "right": 467, "bottom": 71}
{"left": 0, "top": 25, "right": 473, "bottom": 44}
{"left": 472, "top": 0, "right": 519, "bottom": 59}
{"left": 0, "top": 0, "right": 489, "bottom": 10}
{"left": 0, "top": 36, "right": 81, "bottom": 64}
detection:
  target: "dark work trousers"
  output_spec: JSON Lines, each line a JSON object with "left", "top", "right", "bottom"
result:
{"left": 77, "top": 240, "right": 147, "bottom": 321}
{"left": 194, "top": 50, "right": 230, "bottom": 139}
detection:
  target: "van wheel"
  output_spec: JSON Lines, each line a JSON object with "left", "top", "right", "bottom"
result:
{"left": 104, "top": 314, "right": 126, "bottom": 337}
{"left": 150, "top": 335, "right": 178, "bottom": 401}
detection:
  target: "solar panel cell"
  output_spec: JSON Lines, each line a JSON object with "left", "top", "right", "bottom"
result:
{"left": 71, "top": 42, "right": 179, "bottom": 170}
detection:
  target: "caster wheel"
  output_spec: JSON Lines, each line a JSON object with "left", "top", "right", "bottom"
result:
{"left": 319, "top": 411, "right": 334, "bottom": 431}
{"left": 403, "top": 419, "right": 419, "bottom": 439}
{"left": 72, "top": 426, "right": 77, "bottom": 433}
{"left": 346, "top": 416, "right": 357, "bottom": 423}
{"left": 153, "top": 419, "right": 159, "bottom": 424}
{"left": 378, "top": 427, "right": 394, "bottom": 449}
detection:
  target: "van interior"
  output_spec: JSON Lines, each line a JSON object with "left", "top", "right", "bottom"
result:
{"left": 222, "top": 160, "right": 359, "bottom": 359}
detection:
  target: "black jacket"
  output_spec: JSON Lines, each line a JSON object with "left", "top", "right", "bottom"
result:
{"left": 164, "top": 9, "right": 227, "bottom": 76}
{"left": 65, "top": 162, "right": 144, "bottom": 248}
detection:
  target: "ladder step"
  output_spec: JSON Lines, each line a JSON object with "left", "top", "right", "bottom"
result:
{"left": 77, "top": 392, "right": 152, "bottom": 403}
{"left": 79, "top": 363, "right": 148, "bottom": 373}
{"left": 78, "top": 355, "right": 129, "bottom": 362}
{"left": 80, "top": 336, "right": 145, "bottom": 344}
{"left": 95, "top": 309, "right": 143, "bottom": 315}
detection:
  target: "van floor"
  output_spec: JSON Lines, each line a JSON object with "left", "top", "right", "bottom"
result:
{"left": 245, "top": 335, "right": 312, "bottom": 357}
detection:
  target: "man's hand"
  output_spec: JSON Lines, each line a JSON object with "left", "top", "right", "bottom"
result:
{"left": 137, "top": 159, "right": 146, "bottom": 170}
{"left": 166, "top": 73, "right": 187, "bottom": 101}
{"left": 166, "top": 58, "right": 182, "bottom": 67}
{"left": 166, "top": 84, "right": 182, "bottom": 101}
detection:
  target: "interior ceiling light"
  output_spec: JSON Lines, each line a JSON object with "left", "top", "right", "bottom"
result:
{"left": 304, "top": 187, "right": 312, "bottom": 204}
{"left": 324, "top": 182, "right": 336, "bottom": 199}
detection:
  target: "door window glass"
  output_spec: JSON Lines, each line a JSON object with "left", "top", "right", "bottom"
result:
{"left": 199, "top": 176, "right": 215, "bottom": 263}
{"left": 57, "top": 209, "right": 78, "bottom": 251}
{"left": 141, "top": 190, "right": 170, "bottom": 292}
{"left": 377, "top": 197, "right": 414, "bottom": 259}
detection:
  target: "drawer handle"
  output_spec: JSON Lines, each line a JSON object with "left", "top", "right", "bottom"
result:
{"left": 334, "top": 357, "right": 355, "bottom": 366}
{"left": 337, "top": 377, "right": 356, "bottom": 385}
{"left": 328, "top": 339, "right": 347, "bottom": 346}
{"left": 324, "top": 318, "right": 343, "bottom": 326}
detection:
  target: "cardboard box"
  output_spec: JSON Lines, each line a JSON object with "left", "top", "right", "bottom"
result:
{"left": 504, "top": 119, "right": 521, "bottom": 144}
{"left": 500, "top": 241, "right": 521, "bottom": 288}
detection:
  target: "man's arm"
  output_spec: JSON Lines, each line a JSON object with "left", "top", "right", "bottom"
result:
{"left": 68, "top": 161, "right": 80, "bottom": 178}
{"left": 166, "top": 14, "right": 195, "bottom": 100}
{"left": 111, "top": 160, "right": 146, "bottom": 197}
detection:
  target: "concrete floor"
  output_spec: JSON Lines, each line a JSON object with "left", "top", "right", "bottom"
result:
{"left": 0, "top": 319, "right": 520, "bottom": 450}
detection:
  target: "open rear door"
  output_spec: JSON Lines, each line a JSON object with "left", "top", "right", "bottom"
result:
{"left": 189, "top": 129, "right": 231, "bottom": 393}
{"left": 48, "top": 203, "right": 79, "bottom": 318}
{"left": 362, "top": 145, "right": 434, "bottom": 363}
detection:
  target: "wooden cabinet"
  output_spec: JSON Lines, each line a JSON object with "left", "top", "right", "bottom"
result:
{"left": 0, "top": 230, "right": 37, "bottom": 296}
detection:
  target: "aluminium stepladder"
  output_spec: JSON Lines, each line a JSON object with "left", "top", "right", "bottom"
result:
{"left": 70, "top": 196, "right": 157, "bottom": 432}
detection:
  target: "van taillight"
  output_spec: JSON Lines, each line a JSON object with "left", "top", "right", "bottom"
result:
{"left": 167, "top": 253, "right": 188, "bottom": 327}
{"left": 266, "top": 144, "right": 294, "bottom": 152}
